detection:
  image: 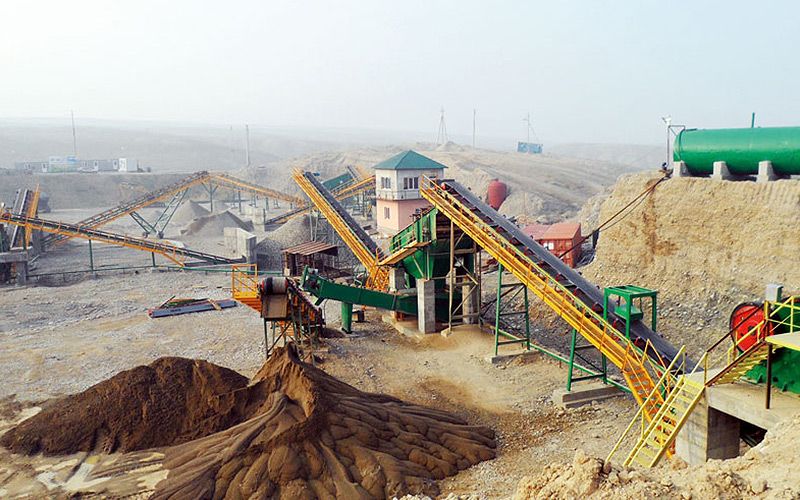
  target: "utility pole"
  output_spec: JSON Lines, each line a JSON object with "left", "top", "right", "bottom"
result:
{"left": 472, "top": 108, "right": 476, "bottom": 149}
{"left": 71, "top": 110, "right": 78, "bottom": 157}
{"left": 436, "top": 107, "right": 448, "bottom": 145}
{"left": 245, "top": 124, "right": 251, "bottom": 167}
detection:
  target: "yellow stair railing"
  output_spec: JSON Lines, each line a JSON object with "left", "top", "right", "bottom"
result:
{"left": 292, "top": 169, "right": 389, "bottom": 290}
{"left": 231, "top": 264, "right": 261, "bottom": 312}
{"left": 420, "top": 176, "right": 668, "bottom": 417}
{"left": 613, "top": 298, "right": 794, "bottom": 469}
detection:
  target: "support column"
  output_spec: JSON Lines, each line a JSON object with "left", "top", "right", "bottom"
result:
{"left": 676, "top": 394, "right": 740, "bottom": 465}
{"left": 416, "top": 278, "right": 436, "bottom": 334}
{"left": 15, "top": 260, "right": 28, "bottom": 285}
{"left": 388, "top": 267, "right": 406, "bottom": 291}
{"left": 462, "top": 282, "right": 479, "bottom": 324}
{"left": 672, "top": 160, "right": 691, "bottom": 178}
{"left": 757, "top": 160, "right": 778, "bottom": 183}
{"left": 712, "top": 161, "right": 734, "bottom": 181}
{"left": 341, "top": 302, "right": 353, "bottom": 334}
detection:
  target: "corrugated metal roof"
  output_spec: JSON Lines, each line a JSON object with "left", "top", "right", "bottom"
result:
{"left": 542, "top": 222, "right": 581, "bottom": 240}
{"left": 373, "top": 150, "right": 447, "bottom": 171}
{"left": 522, "top": 223, "right": 550, "bottom": 240}
{"left": 282, "top": 241, "right": 339, "bottom": 256}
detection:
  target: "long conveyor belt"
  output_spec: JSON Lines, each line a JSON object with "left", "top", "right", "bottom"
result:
{"left": 265, "top": 175, "right": 374, "bottom": 226}
{"left": 292, "top": 170, "right": 388, "bottom": 289}
{"left": 1, "top": 211, "right": 239, "bottom": 265}
{"left": 44, "top": 171, "right": 303, "bottom": 246}
{"left": 421, "top": 177, "right": 685, "bottom": 419}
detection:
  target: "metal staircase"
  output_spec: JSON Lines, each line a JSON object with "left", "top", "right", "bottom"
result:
{"left": 292, "top": 170, "right": 389, "bottom": 290}
{"left": 612, "top": 308, "right": 780, "bottom": 468}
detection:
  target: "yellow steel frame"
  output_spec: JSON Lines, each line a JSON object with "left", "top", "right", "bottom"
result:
{"left": 419, "top": 176, "right": 666, "bottom": 413}
{"left": 3, "top": 211, "right": 196, "bottom": 266}
{"left": 53, "top": 172, "right": 301, "bottom": 245}
{"left": 267, "top": 175, "right": 375, "bottom": 225}
{"left": 23, "top": 184, "right": 41, "bottom": 248}
{"left": 292, "top": 169, "right": 388, "bottom": 290}
{"left": 209, "top": 173, "right": 304, "bottom": 205}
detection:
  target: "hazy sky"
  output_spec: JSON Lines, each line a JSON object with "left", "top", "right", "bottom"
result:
{"left": 2, "top": 1, "right": 799, "bottom": 145}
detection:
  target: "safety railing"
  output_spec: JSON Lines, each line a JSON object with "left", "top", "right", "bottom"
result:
{"left": 231, "top": 263, "right": 259, "bottom": 298}
{"left": 420, "top": 176, "right": 666, "bottom": 411}
{"left": 606, "top": 344, "right": 687, "bottom": 464}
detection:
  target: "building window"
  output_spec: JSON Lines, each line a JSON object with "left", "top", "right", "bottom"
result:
{"left": 384, "top": 206, "right": 391, "bottom": 219}
{"left": 380, "top": 177, "right": 392, "bottom": 189}
{"left": 403, "top": 176, "right": 419, "bottom": 190}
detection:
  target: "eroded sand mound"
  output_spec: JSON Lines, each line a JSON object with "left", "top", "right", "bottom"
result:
{"left": 153, "top": 346, "right": 496, "bottom": 499}
{"left": 181, "top": 209, "right": 254, "bottom": 237}
{"left": 513, "top": 416, "right": 800, "bottom": 499}
{"left": 0, "top": 357, "right": 249, "bottom": 455}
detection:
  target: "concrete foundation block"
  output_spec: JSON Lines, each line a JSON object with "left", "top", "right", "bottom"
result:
{"left": 757, "top": 160, "right": 779, "bottom": 183}
{"left": 552, "top": 382, "right": 624, "bottom": 409}
{"left": 416, "top": 278, "right": 436, "bottom": 334}
{"left": 712, "top": 161, "right": 734, "bottom": 181}
{"left": 675, "top": 394, "right": 740, "bottom": 465}
{"left": 672, "top": 160, "right": 691, "bottom": 178}
{"left": 388, "top": 268, "right": 406, "bottom": 291}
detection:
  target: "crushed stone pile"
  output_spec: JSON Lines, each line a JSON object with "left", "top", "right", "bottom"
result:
{"left": 581, "top": 172, "right": 800, "bottom": 356}
{"left": 181, "top": 209, "right": 254, "bottom": 238}
{"left": 513, "top": 415, "right": 800, "bottom": 499}
{"left": 0, "top": 357, "right": 249, "bottom": 455}
{"left": 153, "top": 346, "right": 496, "bottom": 499}
{"left": 171, "top": 200, "right": 211, "bottom": 225}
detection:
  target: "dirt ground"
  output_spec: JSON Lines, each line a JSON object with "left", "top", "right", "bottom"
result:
{"left": 0, "top": 261, "right": 638, "bottom": 497}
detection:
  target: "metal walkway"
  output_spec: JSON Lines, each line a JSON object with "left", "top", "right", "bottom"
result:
{"left": 1, "top": 211, "right": 238, "bottom": 266}
{"left": 43, "top": 171, "right": 302, "bottom": 246}
{"left": 419, "top": 176, "right": 682, "bottom": 419}
{"left": 292, "top": 170, "right": 389, "bottom": 289}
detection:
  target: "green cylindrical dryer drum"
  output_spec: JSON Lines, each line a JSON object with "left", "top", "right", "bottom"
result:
{"left": 673, "top": 127, "right": 800, "bottom": 175}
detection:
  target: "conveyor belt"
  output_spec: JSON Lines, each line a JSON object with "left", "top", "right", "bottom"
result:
{"left": 1, "top": 211, "right": 238, "bottom": 265}
{"left": 44, "top": 171, "right": 302, "bottom": 246}
{"left": 264, "top": 175, "right": 374, "bottom": 226}
{"left": 438, "top": 179, "right": 682, "bottom": 363}
{"left": 292, "top": 170, "right": 388, "bottom": 289}
{"left": 421, "top": 176, "right": 684, "bottom": 421}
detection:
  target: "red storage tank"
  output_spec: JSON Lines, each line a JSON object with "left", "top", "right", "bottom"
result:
{"left": 486, "top": 179, "right": 508, "bottom": 210}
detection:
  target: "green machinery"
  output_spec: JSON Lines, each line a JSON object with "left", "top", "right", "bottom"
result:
{"left": 301, "top": 207, "right": 477, "bottom": 333}
{"left": 730, "top": 290, "right": 800, "bottom": 394}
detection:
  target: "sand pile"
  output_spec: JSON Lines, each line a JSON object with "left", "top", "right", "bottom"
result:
{"left": 171, "top": 199, "right": 210, "bottom": 224}
{"left": 0, "top": 357, "right": 249, "bottom": 455}
{"left": 153, "top": 346, "right": 496, "bottom": 499}
{"left": 513, "top": 415, "right": 800, "bottom": 499}
{"left": 581, "top": 172, "right": 800, "bottom": 356}
{"left": 1, "top": 348, "right": 495, "bottom": 498}
{"left": 181, "top": 209, "right": 254, "bottom": 238}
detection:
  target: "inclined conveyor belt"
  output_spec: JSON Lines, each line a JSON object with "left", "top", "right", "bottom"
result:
{"left": 302, "top": 172, "right": 384, "bottom": 259}
{"left": 439, "top": 179, "right": 684, "bottom": 364}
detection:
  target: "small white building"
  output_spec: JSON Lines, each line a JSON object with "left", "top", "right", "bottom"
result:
{"left": 373, "top": 150, "right": 446, "bottom": 236}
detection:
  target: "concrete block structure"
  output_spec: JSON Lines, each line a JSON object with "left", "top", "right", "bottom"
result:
{"left": 224, "top": 227, "right": 257, "bottom": 263}
{"left": 416, "top": 278, "right": 436, "bottom": 333}
{"left": 373, "top": 150, "right": 446, "bottom": 237}
{"left": 712, "top": 161, "right": 734, "bottom": 180}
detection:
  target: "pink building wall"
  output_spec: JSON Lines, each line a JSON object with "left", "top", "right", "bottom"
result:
{"left": 376, "top": 198, "right": 431, "bottom": 235}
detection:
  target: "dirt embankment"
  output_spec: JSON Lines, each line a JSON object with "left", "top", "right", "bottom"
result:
{"left": 581, "top": 172, "right": 800, "bottom": 356}
{"left": 513, "top": 415, "right": 800, "bottom": 499}
{"left": 2, "top": 347, "right": 496, "bottom": 499}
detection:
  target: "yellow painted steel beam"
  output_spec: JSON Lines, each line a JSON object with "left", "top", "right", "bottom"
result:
{"left": 209, "top": 173, "right": 304, "bottom": 205}
{"left": 1, "top": 211, "right": 235, "bottom": 266}
{"left": 419, "top": 176, "right": 663, "bottom": 414}
{"left": 292, "top": 170, "right": 388, "bottom": 290}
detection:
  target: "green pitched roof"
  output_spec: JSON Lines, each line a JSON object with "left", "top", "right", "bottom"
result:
{"left": 373, "top": 150, "right": 447, "bottom": 171}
